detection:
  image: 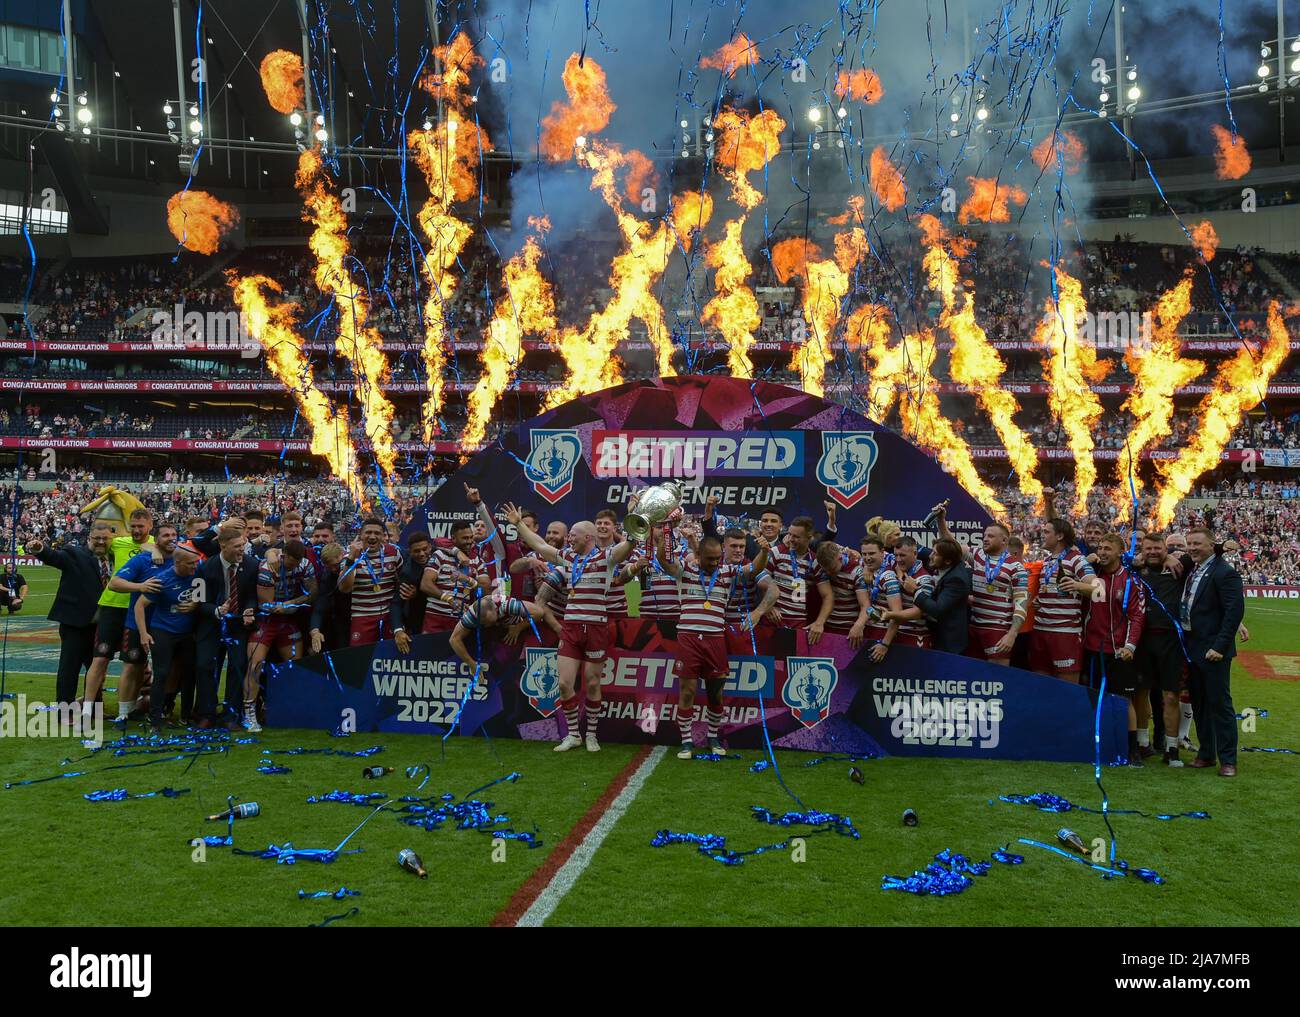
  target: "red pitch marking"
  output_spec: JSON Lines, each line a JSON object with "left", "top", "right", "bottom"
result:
{"left": 1236, "top": 651, "right": 1300, "bottom": 682}
{"left": 491, "top": 743, "right": 653, "bottom": 927}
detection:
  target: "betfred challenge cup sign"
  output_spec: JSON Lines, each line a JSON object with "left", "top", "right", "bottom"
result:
{"left": 524, "top": 429, "right": 582, "bottom": 504}
{"left": 817, "top": 431, "right": 879, "bottom": 509}
{"left": 520, "top": 647, "right": 561, "bottom": 717}
{"left": 782, "top": 657, "right": 839, "bottom": 728}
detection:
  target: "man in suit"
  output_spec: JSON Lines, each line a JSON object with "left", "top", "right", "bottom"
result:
{"left": 1180, "top": 526, "right": 1246, "bottom": 776}
{"left": 28, "top": 523, "right": 113, "bottom": 704}
{"left": 193, "top": 523, "right": 259, "bottom": 728}
{"left": 909, "top": 537, "right": 972, "bottom": 654}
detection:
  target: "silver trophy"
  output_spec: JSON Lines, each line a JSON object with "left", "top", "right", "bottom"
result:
{"left": 623, "top": 480, "right": 685, "bottom": 540}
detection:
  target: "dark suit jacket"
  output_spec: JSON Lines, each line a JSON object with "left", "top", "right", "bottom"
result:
{"left": 913, "top": 562, "right": 972, "bottom": 654}
{"left": 1183, "top": 555, "right": 1245, "bottom": 660}
{"left": 36, "top": 543, "right": 105, "bottom": 628}
{"left": 195, "top": 551, "right": 259, "bottom": 633}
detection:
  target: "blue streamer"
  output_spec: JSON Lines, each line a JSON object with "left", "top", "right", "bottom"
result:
{"left": 998, "top": 792, "right": 1209, "bottom": 821}
{"left": 83, "top": 787, "right": 190, "bottom": 801}
{"left": 298, "top": 887, "right": 362, "bottom": 900}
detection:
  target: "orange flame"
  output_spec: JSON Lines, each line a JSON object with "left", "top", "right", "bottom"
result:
{"left": 462, "top": 219, "right": 557, "bottom": 453}
{"left": 835, "top": 68, "right": 884, "bottom": 104}
{"left": 1153, "top": 302, "right": 1290, "bottom": 526}
{"left": 869, "top": 146, "right": 906, "bottom": 212}
{"left": 1031, "top": 265, "right": 1106, "bottom": 513}
{"left": 423, "top": 32, "right": 480, "bottom": 106}
{"left": 229, "top": 273, "right": 360, "bottom": 498}
{"left": 545, "top": 144, "right": 707, "bottom": 403}
{"left": 828, "top": 194, "right": 865, "bottom": 226}
{"left": 853, "top": 307, "right": 1005, "bottom": 514}
{"left": 918, "top": 214, "right": 1043, "bottom": 508}
{"left": 1189, "top": 220, "right": 1219, "bottom": 262}
{"left": 408, "top": 57, "right": 491, "bottom": 440}
{"left": 1210, "top": 124, "right": 1251, "bottom": 180}
{"left": 713, "top": 107, "right": 785, "bottom": 210}
{"left": 295, "top": 148, "right": 398, "bottom": 483}
{"left": 776, "top": 206, "right": 866, "bottom": 396}
{"left": 703, "top": 218, "right": 762, "bottom": 377}
{"left": 623, "top": 150, "right": 659, "bottom": 206}
{"left": 770, "top": 237, "right": 823, "bottom": 284}
{"left": 1031, "top": 129, "right": 1086, "bottom": 175}
{"left": 1112, "top": 273, "right": 1202, "bottom": 515}
{"left": 699, "top": 34, "right": 759, "bottom": 77}
{"left": 165, "top": 190, "right": 239, "bottom": 255}
{"left": 258, "top": 50, "right": 304, "bottom": 114}
{"left": 958, "top": 177, "right": 1027, "bottom": 224}
{"left": 540, "top": 54, "right": 616, "bottom": 160}
{"left": 699, "top": 108, "right": 785, "bottom": 377}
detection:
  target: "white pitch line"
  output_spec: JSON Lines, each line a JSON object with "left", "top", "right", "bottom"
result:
{"left": 517, "top": 745, "right": 668, "bottom": 928}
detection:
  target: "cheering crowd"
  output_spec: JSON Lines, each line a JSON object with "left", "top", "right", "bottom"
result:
{"left": 26, "top": 476, "right": 1247, "bottom": 774}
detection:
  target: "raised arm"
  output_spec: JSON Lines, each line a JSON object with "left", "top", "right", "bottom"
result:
{"left": 502, "top": 503, "right": 563, "bottom": 565}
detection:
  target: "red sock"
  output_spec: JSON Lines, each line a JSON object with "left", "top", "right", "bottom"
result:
{"left": 585, "top": 698, "right": 601, "bottom": 736}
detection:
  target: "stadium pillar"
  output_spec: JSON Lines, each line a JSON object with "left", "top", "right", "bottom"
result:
{"left": 171, "top": 0, "right": 189, "bottom": 150}
{"left": 1278, "top": 0, "right": 1286, "bottom": 161}
{"left": 425, "top": 0, "right": 443, "bottom": 125}
{"left": 62, "top": 0, "right": 75, "bottom": 129}
{"left": 296, "top": 0, "right": 314, "bottom": 132}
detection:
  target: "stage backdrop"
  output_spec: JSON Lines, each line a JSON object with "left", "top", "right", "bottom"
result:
{"left": 401, "top": 374, "right": 993, "bottom": 553}
{"left": 268, "top": 376, "right": 1130, "bottom": 764}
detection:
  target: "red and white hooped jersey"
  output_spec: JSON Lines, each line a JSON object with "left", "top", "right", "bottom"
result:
{"left": 769, "top": 542, "right": 818, "bottom": 626}
{"left": 422, "top": 547, "right": 486, "bottom": 624}
{"left": 678, "top": 561, "right": 744, "bottom": 636}
{"left": 896, "top": 561, "right": 934, "bottom": 641}
{"left": 347, "top": 542, "right": 404, "bottom": 618}
{"left": 813, "top": 560, "right": 869, "bottom": 629}
{"left": 560, "top": 545, "right": 615, "bottom": 624}
{"left": 970, "top": 548, "right": 1029, "bottom": 630}
{"left": 1034, "top": 548, "right": 1096, "bottom": 634}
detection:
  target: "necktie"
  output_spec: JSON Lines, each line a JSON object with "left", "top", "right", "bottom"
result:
{"left": 97, "top": 556, "right": 109, "bottom": 588}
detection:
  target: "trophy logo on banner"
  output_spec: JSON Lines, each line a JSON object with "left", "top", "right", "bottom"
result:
{"left": 816, "top": 431, "right": 879, "bottom": 509}
{"left": 524, "top": 429, "right": 582, "bottom": 504}
{"left": 782, "top": 657, "right": 839, "bottom": 729}
{"left": 521, "top": 647, "right": 562, "bottom": 717}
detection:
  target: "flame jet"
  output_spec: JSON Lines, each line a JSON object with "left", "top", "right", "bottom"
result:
{"left": 917, "top": 214, "right": 1044, "bottom": 509}
{"left": 295, "top": 148, "right": 398, "bottom": 484}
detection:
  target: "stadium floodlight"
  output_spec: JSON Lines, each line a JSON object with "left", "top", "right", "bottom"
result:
{"left": 1100, "top": 73, "right": 1111, "bottom": 85}
{"left": 189, "top": 119, "right": 202, "bottom": 134}
{"left": 1292, "top": 37, "right": 1300, "bottom": 52}
{"left": 315, "top": 114, "right": 325, "bottom": 126}
{"left": 812, "top": 140, "right": 821, "bottom": 150}
{"left": 166, "top": 118, "right": 175, "bottom": 130}
{"left": 949, "top": 128, "right": 959, "bottom": 137}
{"left": 188, "top": 104, "right": 199, "bottom": 117}
{"left": 705, "top": 131, "right": 714, "bottom": 141}
{"left": 950, "top": 111, "right": 961, "bottom": 122}
{"left": 680, "top": 119, "right": 688, "bottom": 128}
{"left": 77, "top": 93, "right": 88, "bottom": 105}
{"left": 315, "top": 128, "right": 328, "bottom": 142}
{"left": 807, "top": 106, "right": 822, "bottom": 123}
{"left": 422, "top": 118, "right": 432, "bottom": 130}
{"left": 575, "top": 135, "right": 587, "bottom": 147}
{"left": 75, "top": 107, "right": 92, "bottom": 124}
{"left": 1127, "top": 85, "right": 1140, "bottom": 100}
{"left": 1262, "top": 45, "right": 1272, "bottom": 58}
{"left": 1259, "top": 82, "right": 1269, "bottom": 92}
{"left": 49, "top": 90, "right": 59, "bottom": 102}
{"left": 1292, "top": 57, "right": 1300, "bottom": 73}
{"left": 836, "top": 106, "right": 847, "bottom": 119}
{"left": 52, "top": 107, "right": 61, "bottom": 118}
{"left": 81, "top": 126, "right": 90, "bottom": 135}
{"left": 1099, "top": 90, "right": 1110, "bottom": 103}
{"left": 1258, "top": 64, "right": 1271, "bottom": 77}
{"left": 1097, "top": 108, "right": 1108, "bottom": 118}
{"left": 976, "top": 107, "right": 989, "bottom": 120}
{"left": 163, "top": 102, "right": 173, "bottom": 115}
{"left": 1126, "top": 68, "right": 1137, "bottom": 81}
{"left": 289, "top": 111, "right": 303, "bottom": 126}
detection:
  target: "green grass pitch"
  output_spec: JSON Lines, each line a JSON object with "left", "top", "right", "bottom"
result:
{"left": 1, "top": 565, "right": 1296, "bottom": 926}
